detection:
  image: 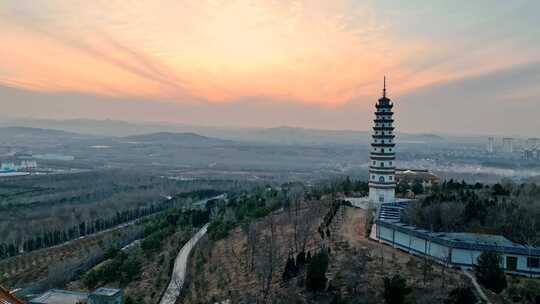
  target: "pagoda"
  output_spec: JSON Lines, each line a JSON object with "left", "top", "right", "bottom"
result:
{"left": 368, "top": 77, "right": 396, "bottom": 205}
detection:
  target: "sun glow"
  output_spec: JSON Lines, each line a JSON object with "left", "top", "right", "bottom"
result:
{"left": 0, "top": 1, "right": 533, "bottom": 106}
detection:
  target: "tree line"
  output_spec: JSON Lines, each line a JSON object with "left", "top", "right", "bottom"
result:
{"left": 403, "top": 179, "right": 540, "bottom": 245}
{"left": 0, "top": 189, "right": 220, "bottom": 260}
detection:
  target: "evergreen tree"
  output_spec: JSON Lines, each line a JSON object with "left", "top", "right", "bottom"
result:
{"left": 305, "top": 250, "right": 329, "bottom": 292}
{"left": 474, "top": 251, "right": 507, "bottom": 293}
{"left": 444, "top": 286, "right": 477, "bottom": 304}
{"left": 282, "top": 256, "right": 298, "bottom": 281}
{"left": 383, "top": 274, "right": 411, "bottom": 304}
{"left": 411, "top": 180, "right": 424, "bottom": 195}
{"left": 306, "top": 251, "right": 312, "bottom": 264}
{"left": 296, "top": 250, "right": 306, "bottom": 267}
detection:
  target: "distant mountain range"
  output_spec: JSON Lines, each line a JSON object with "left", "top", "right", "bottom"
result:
{"left": 122, "top": 132, "right": 229, "bottom": 146}
{"left": 0, "top": 118, "right": 451, "bottom": 146}
{"left": 0, "top": 126, "right": 97, "bottom": 142}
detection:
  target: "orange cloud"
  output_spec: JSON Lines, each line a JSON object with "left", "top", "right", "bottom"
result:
{"left": 0, "top": 1, "right": 536, "bottom": 106}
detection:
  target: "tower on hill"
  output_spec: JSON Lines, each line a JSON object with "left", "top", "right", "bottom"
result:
{"left": 368, "top": 77, "right": 396, "bottom": 205}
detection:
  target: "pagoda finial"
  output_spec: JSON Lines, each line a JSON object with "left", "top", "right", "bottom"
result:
{"left": 383, "top": 76, "right": 387, "bottom": 98}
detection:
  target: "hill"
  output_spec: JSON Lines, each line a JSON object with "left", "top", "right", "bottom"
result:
{"left": 1, "top": 118, "right": 461, "bottom": 146}
{"left": 0, "top": 126, "right": 98, "bottom": 147}
{"left": 122, "top": 132, "right": 230, "bottom": 146}
{"left": 0, "top": 126, "right": 91, "bottom": 139}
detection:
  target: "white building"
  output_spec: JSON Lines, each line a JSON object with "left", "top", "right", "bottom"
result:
{"left": 487, "top": 137, "right": 494, "bottom": 153}
{"left": 368, "top": 78, "right": 396, "bottom": 206}
{"left": 502, "top": 137, "right": 514, "bottom": 153}
{"left": 376, "top": 221, "right": 540, "bottom": 277}
{"left": 527, "top": 138, "right": 539, "bottom": 150}
{"left": 362, "top": 80, "right": 540, "bottom": 277}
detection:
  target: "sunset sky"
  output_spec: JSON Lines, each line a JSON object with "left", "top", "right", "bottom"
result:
{"left": 1, "top": 1, "right": 539, "bottom": 135}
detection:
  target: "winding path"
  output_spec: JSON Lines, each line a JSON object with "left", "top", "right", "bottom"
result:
{"left": 462, "top": 270, "right": 491, "bottom": 304}
{"left": 159, "top": 223, "right": 209, "bottom": 304}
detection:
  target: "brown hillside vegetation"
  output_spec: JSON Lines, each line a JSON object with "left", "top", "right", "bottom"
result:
{"left": 0, "top": 224, "right": 142, "bottom": 288}
{"left": 183, "top": 201, "right": 327, "bottom": 303}
{"left": 182, "top": 204, "right": 473, "bottom": 304}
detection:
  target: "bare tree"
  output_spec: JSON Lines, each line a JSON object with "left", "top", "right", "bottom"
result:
{"left": 521, "top": 221, "right": 540, "bottom": 278}
{"left": 246, "top": 222, "right": 258, "bottom": 271}
{"left": 286, "top": 184, "right": 304, "bottom": 253}
{"left": 297, "top": 207, "right": 317, "bottom": 254}
{"left": 255, "top": 215, "right": 279, "bottom": 303}
{"left": 440, "top": 246, "right": 452, "bottom": 290}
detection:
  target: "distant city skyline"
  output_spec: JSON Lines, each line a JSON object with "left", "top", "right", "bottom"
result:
{"left": 1, "top": 1, "right": 539, "bottom": 136}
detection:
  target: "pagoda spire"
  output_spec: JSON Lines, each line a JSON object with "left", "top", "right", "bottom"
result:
{"left": 383, "top": 76, "right": 387, "bottom": 98}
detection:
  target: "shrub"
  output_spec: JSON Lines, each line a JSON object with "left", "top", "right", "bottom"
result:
{"left": 474, "top": 251, "right": 507, "bottom": 293}
{"left": 444, "top": 286, "right": 477, "bottom": 304}
{"left": 282, "top": 255, "right": 299, "bottom": 281}
{"left": 82, "top": 269, "right": 100, "bottom": 289}
{"left": 305, "top": 250, "right": 329, "bottom": 292}
{"left": 207, "top": 220, "right": 233, "bottom": 241}
{"left": 383, "top": 274, "right": 411, "bottom": 304}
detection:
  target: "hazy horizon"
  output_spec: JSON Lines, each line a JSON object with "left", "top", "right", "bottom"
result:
{"left": 1, "top": 1, "right": 539, "bottom": 136}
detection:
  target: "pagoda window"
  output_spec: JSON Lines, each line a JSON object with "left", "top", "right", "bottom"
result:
{"left": 379, "top": 176, "right": 385, "bottom": 183}
{"left": 381, "top": 162, "right": 384, "bottom": 167}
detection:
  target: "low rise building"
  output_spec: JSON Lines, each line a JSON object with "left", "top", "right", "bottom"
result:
{"left": 372, "top": 202, "right": 540, "bottom": 277}
{"left": 28, "top": 288, "right": 122, "bottom": 304}
{"left": 28, "top": 290, "right": 88, "bottom": 304}
{"left": 89, "top": 288, "right": 122, "bottom": 304}
{"left": 395, "top": 169, "right": 440, "bottom": 188}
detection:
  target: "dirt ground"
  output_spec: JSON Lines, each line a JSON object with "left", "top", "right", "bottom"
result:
{"left": 182, "top": 203, "right": 328, "bottom": 304}
{"left": 182, "top": 204, "right": 475, "bottom": 304}
{"left": 326, "top": 206, "right": 469, "bottom": 303}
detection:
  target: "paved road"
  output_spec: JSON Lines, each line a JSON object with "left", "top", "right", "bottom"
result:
{"left": 462, "top": 270, "right": 491, "bottom": 304}
{"left": 159, "top": 224, "right": 209, "bottom": 304}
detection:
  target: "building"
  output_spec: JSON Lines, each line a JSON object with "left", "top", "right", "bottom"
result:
{"left": 487, "top": 137, "right": 494, "bottom": 153}
{"left": 88, "top": 288, "right": 122, "bottom": 304}
{"left": 524, "top": 148, "right": 539, "bottom": 160}
{"left": 368, "top": 77, "right": 396, "bottom": 205}
{"left": 361, "top": 80, "right": 540, "bottom": 277}
{"left": 502, "top": 137, "right": 514, "bottom": 153}
{"left": 29, "top": 288, "right": 122, "bottom": 304}
{"left": 527, "top": 138, "right": 539, "bottom": 149}
{"left": 395, "top": 169, "right": 440, "bottom": 188}
{"left": 376, "top": 219, "right": 540, "bottom": 277}
{"left": 29, "top": 289, "right": 89, "bottom": 304}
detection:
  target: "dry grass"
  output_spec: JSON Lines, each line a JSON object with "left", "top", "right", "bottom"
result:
{"left": 183, "top": 202, "right": 327, "bottom": 304}
{"left": 182, "top": 203, "right": 480, "bottom": 304}
{"left": 327, "top": 206, "right": 470, "bottom": 303}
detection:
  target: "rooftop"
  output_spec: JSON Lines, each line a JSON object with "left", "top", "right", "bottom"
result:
{"left": 377, "top": 220, "right": 540, "bottom": 256}
{"left": 435, "top": 232, "right": 516, "bottom": 247}
{"left": 91, "top": 288, "right": 121, "bottom": 297}
{"left": 29, "top": 289, "right": 88, "bottom": 304}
